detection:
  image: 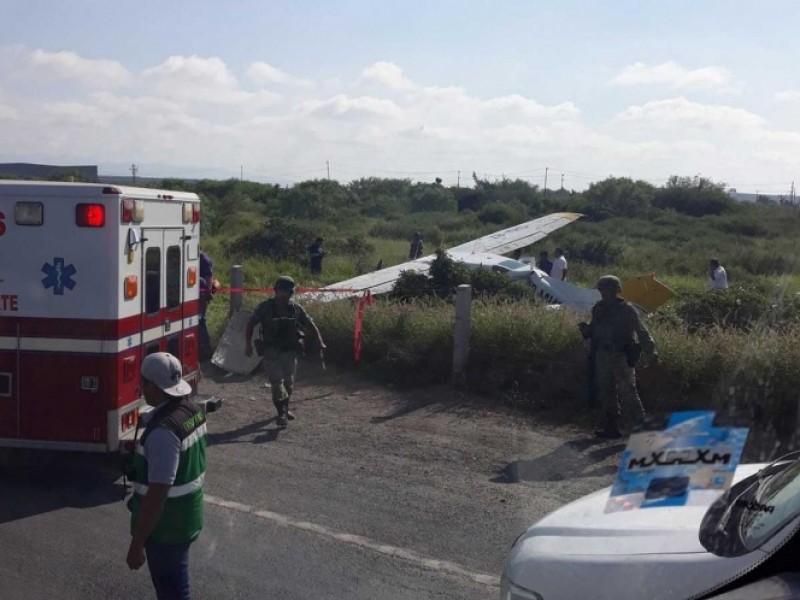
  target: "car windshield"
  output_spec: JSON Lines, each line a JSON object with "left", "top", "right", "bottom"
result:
{"left": 741, "top": 460, "right": 800, "bottom": 550}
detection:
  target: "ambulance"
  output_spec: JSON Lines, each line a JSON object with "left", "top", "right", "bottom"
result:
{"left": 0, "top": 181, "right": 218, "bottom": 453}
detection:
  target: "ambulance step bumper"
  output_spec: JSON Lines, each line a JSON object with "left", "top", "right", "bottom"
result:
{"left": 196, "top": 394, "right": 223, "bottom": 414}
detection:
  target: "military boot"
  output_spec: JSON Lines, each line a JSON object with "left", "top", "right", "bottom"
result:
{"left": 275, "top": 400, "right": 289, "bottom": 429}
{"left": 594, "top": 413, "right": 623, "bottom": 439}
{"left": 285, "top": 397, "right": 296, "bottom": 421}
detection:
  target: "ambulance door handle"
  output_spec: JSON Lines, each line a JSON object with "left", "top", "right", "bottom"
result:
{"left": 165, "top": 319, "right": 171, "bottom": 332}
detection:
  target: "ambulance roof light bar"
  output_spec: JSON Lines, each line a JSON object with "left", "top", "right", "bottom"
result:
{"left": 102, "top": 186, "right": 122, "bottom": 195}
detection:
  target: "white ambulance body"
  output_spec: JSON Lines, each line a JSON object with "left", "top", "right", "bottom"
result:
{"left": 0, "top": 181, "right": 203, "bottom": 452}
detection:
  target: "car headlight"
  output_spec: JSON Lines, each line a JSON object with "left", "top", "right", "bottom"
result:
{"left": 500, "top": 574, "right": 544, "bottom": 600}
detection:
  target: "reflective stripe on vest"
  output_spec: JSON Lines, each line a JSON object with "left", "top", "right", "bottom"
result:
{"left": 133, "top": 472, "right": 205, "bottom": 498}
{"left": 135, "top": 422, "right": 207, "bottom": 457}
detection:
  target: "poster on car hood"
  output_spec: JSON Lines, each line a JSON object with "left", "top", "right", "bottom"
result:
{"left": 605, "top": 411, "right": 749, "bottom": 513}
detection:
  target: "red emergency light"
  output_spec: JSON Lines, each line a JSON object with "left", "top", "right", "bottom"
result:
{"left": 192, "top": 202, "right": 200, "bottom": 223}
{"left": 76, "top": 204, "right": 106, "bottom": 228}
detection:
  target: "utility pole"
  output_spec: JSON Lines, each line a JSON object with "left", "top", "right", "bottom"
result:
{"left": 543, "top": 167, "right": 549, "bottom": 200}
{"left": 457, "top": 170, "right": 461, "bottom": 188}
{"left": 240, "top": 165, "right": 243, "bottom": 182}
{"left": 791, "top": 181, "right": 796, "bottom": 204}
{"left": 326, "top": 161, "right": 330, "bottom": 180}
{"left": 130, "top": 163, "right": 138, "bottom": 184}
{"left": 560, "top": 173, "right": 564, "bottom": 190}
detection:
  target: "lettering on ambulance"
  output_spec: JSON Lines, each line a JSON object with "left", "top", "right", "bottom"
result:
{"left": 0, "top": 211, "right": 6, "bottom": 236}
{"left": 0, "top": 294, "right": 18, "bottom": 312}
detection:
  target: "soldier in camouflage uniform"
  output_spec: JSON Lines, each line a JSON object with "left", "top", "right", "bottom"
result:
{"left": 245, "top": 276, "right": 325, "bottom": 429}
{"left": 578, "top": 275, "right": 658, "bottom": 439}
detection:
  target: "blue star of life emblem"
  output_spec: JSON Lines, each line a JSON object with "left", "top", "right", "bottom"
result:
{"left": 41, "top": 257, "right": 77, "bottom": 296}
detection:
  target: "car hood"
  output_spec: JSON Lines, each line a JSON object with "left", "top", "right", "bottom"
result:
{"left": 505, "top": 464, "right": 784, "bottom": 600}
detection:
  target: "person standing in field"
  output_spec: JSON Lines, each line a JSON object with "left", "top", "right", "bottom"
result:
{"left": 550, "top": 247, "right": 568, "bottom": 281}
{"left": 409, "top": 232, "right": 424, "bottom": 260}
{"left": 537, "top": 250, "right": 553, "bottom": 276}
{"left": 709, "top": 258, "right": 728, "bottom": 292}
{"left": 308, "top": 237, "right": 325, "bottom": 275}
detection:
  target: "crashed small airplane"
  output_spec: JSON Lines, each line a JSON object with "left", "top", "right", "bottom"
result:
{"left": 213, "top": 212, "right": 674, "bottom": 374}
{"left": 310, "top": 212, "right": 674, "bottom": 313}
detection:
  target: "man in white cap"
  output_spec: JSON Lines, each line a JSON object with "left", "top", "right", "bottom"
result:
{"left": 126, "top": 352, "right": 207, "bottom": 600}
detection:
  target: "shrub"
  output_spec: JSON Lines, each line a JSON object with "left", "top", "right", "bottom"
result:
{"left": 670, "top": 288, "right": 769, "bottom": 330}
{"left": 228, "top": 218, "right": 317, "bottom": 261}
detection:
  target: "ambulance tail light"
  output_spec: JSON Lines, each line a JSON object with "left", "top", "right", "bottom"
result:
{"left": 121, "top": 408, "right": 139, "bottom": 433}
{"left": 124, "top": 275, "right": 139, "bottom": 300}
{"left": 187, "top": 267, "right": 197, "bottom": 287}
{"left": 76, "top": 204, "right": 105, "bottom": 227}
{"left": 183, "top": 202, "right": 200, "bottom": 223}
{"left": 121, "top": 198, "right": 145, "bottom": 223}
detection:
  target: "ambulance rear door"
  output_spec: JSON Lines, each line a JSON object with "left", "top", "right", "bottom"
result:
{"left": 141, "top": 228, "right": 186, "bottom": 361}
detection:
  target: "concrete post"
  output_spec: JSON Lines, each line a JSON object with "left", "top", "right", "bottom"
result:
{"left": 230, "top": 265, "right": 244, "bottom": 316}
{"left": 452, "top": 284, "right": 472, "bottom": 383}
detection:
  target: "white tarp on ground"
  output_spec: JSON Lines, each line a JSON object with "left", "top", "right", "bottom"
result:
{"left": 211, "top": 309, "right": 262, "bottom": 375}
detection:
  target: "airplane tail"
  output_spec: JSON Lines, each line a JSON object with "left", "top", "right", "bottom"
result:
{"left": 620, "top": 272, "right": 676, "bottom": 313}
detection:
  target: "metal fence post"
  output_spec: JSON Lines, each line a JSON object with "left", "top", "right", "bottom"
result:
{"left": 453, "top": 284, "right": 472, "bottom": 384}
{"left": 230, "top": 265, "right": 244, "bottom": 316}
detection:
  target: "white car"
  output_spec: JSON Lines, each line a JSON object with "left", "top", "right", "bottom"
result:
{"left": 501, "top": 460, "right": 800, "bottom": 600}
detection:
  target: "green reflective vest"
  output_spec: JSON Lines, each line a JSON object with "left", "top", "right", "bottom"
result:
{"left": 127, "top": 400, "right": 207, "bottom": 544}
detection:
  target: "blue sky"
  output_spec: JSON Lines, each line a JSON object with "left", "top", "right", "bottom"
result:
{"left": 1, "top": 1, "right": 798, "bottom": 191}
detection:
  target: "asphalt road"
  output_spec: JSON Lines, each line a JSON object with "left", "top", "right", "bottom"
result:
{"left": 0, "top": 366, "right": 623, "bottom": 599}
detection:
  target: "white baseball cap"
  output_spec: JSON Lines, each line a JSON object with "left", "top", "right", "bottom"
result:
{"left": 141, "top": 352, "right": 192, "bottom": 397}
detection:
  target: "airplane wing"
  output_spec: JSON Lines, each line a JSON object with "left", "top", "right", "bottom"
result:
{"left": 304, "top": 257, "right": 434, "bottom": 301}
{"left": 306, "top": 212, "right": 583, "bottom": 302}
{"left": 447, "top": 212, "right": 583, "bottom": 255}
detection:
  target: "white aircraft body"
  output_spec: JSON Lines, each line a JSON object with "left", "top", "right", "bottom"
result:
{"left": 306, "top": 211, "right": 672, "bottom": 314}
{"left": 308, "top": 212, "right": 584, "bottom": 303}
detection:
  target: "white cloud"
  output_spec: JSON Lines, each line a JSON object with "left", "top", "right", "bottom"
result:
{"left": 142, "top": 55, "right": 281, "bottom": 107}
{"left": 361, "top": 61, "right": 415, "bottom": 90}
{"left": 142, "top": 55, "right": 238, "bottom": 89}
{"left": 27, "top": 49, "right": 131, "bottom": 87}
{"left": 247, "top": 62, "right": 311, "bottom": 87}
{"left": 0, "top": 49, "right": 798, "bottom": 190}
{"left": 613, "top": 97, "right": 765, "bottom": 131}
{"left": 610, "top": 61, "right": 736, "bottom": 92}
{"left": 775, "top": 90, "right": 800, "bottom": 102}
{"left": 300, "top": 94, "right": 403, "bottom": 119}
{"left": 0, "top": 102, "right": 18, "bottom": 120}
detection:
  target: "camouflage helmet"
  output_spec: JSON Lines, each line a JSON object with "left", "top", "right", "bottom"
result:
{"left": 275, "top": 275, "right": 296, "bottom": 292}
{"left": 596, "top": 275, "right": 622, "bottom": 292}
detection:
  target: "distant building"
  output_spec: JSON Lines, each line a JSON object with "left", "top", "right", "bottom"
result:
{"left": 727, "top": 190, "right": 789, "bottom": 204}
{"left": 0, "top": 163, "right": 98, "bottom": 182}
